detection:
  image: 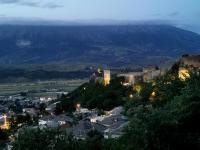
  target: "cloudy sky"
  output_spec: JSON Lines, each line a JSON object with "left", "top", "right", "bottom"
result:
{"left": 0, "top": 0, "right": 200, "bottom": 33}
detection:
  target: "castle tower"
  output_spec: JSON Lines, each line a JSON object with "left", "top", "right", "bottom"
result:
{"left": 104, "top": 70, "right": 111, "bottom": 86}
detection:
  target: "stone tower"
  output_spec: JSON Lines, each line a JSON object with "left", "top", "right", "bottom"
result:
{"left": 104, "top": 70, "right": 111, "bottom": 86}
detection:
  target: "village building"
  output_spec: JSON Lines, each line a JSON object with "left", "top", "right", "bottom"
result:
{"left": 22, "top": 108, "right": 39, "bottom": 117}
{"left": 39, "top": 114, "right": 73, "bottom": 128}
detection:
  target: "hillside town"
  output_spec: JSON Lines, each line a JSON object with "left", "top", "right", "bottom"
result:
{"left": 0, "top": 54, "right": 200, "bottom": 149}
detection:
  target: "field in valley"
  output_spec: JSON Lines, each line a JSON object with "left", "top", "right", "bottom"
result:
{"left": 0, "top": 79, "right": 87, "bottom": 97}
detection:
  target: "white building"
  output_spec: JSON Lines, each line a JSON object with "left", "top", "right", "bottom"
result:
{"left": 118, "top": 72, "right": 143, "bottom": 85}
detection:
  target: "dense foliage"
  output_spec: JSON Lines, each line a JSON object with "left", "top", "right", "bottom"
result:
{"left": 122, "top": 70, "right": 200, "bottom": 150}
{"left": 0, "top": 129, "right": 8, "bottom": 148}
{"left": 57, "top": 76, "right": 132, "bottom": 112}
{"left": 12, "top": 128, "right": 117, "bottom": 150}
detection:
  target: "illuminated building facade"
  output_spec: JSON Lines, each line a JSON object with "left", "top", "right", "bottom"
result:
{"left": 178, "top": 67, "right": 190, "bottom": 81}
{"left": 180, "top": 55, "right": 200, "bottom": 68}
{"left": 178, "top": 55, "right": 200, "bottom": 80}
{"left": 104, "top": 70, "right": 111, "bottom": 86}
{"left": 135, "top": 84, "right": 142, "bottom": 94}
{"left": 117, "top": 72, "right": 143, "bottom": 86}
{"left": 143, "top": 66, "right": 162, "bottom": 82}
{"left": 0, "top": 114, "right": 10, "bottom": 130}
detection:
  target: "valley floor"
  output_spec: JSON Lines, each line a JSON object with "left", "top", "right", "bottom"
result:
{"left": 0, "top": 79, "right": 87, "bottom": 97}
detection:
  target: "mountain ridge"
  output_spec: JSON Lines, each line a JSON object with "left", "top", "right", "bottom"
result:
{"left": 0, "top": 24, "right": 200, "bottom": 67}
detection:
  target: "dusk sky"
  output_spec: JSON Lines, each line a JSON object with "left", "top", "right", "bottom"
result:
{"left": 0, "top": 0, "right": 200, "bottom": 33}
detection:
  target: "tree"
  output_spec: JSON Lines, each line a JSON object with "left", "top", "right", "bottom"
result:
{"left": 140, "top": 82, "right": 153, "bottom": 103}
{"left": 39, "top": 103, "right": 46, "bottom": 112}
{"left": 121, "top": 70, "right": 200, "bottom": 150}
{"left": 0, "top": 129, "right": 8, "bottom": 140}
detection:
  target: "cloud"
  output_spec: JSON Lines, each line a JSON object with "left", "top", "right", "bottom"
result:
{"left": 0, "top": 0, "right": 63, "bottom": 8}
{"left": 169, "top": 12, "right": 179, "bottom": 17}
{"left": 0, "top": 14, "right": 6, "bottom": 17}
{"left": 20, "top": 1, "right": 40, "bottom": 7}
{"left": 43, "top": 2, "right": 63, "bottom": 8}
{"left": 0, "top": 0, "right": 20, "bottom": 4}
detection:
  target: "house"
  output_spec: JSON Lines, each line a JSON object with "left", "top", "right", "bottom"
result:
{"left": 98, "top": 114, "right": 128, "bottom": 139}
{"left": 73, "top": 106, "right": 129, "bottom": 139}
{"left": 22, "top": 108, "right": 39, "bottom": 117}
{"left": 104, "top": 121, "right": 129, "bottom": 139}
{"left": 45, "top": 102, "right": 60, "bottom": 114}
{"left": 74, "top": 107, "right": 91, "bottom": 114}
{"left": 98, "top": 114, "right": 128, "bottom": 127}
{"left": 90, "top": 107, "right": 123, "bottom": 123}
{"left": 72, "top": 120, "right": 94, "bottom": 139}
{"left": 92, "top": 106, "right": 129, "bottom": 139}
{"left": 106, "top": 106, "right": 123, "bottom": 116}
{"left": 72, "top": 119, "right": 106, "bottom": 139}
{"left": 39, "top": 114, "right": 73, "bottom": 128}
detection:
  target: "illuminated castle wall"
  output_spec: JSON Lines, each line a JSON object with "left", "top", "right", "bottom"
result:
{"left": 178, "top": 67, "right": 190, "bottom": 81}
{"left": 178, "top": 55, "right": 200, "bottom": 80}
{"left": 104, "top": 70, "right": 111, "bottom": 86}
{"left": 180, "top": 55, "right": 200, "bottom": 68}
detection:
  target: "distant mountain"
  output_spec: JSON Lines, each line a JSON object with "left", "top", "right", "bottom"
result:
{"left": 0, "top": 18, "right": 174, "bottom": 26}
{"left": 0, "top": 25, "right": 200, "bottom": 67}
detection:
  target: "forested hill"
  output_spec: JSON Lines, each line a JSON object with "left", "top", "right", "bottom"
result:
{"left": 0, "top": 25, "right": 200, "bottom": 67}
